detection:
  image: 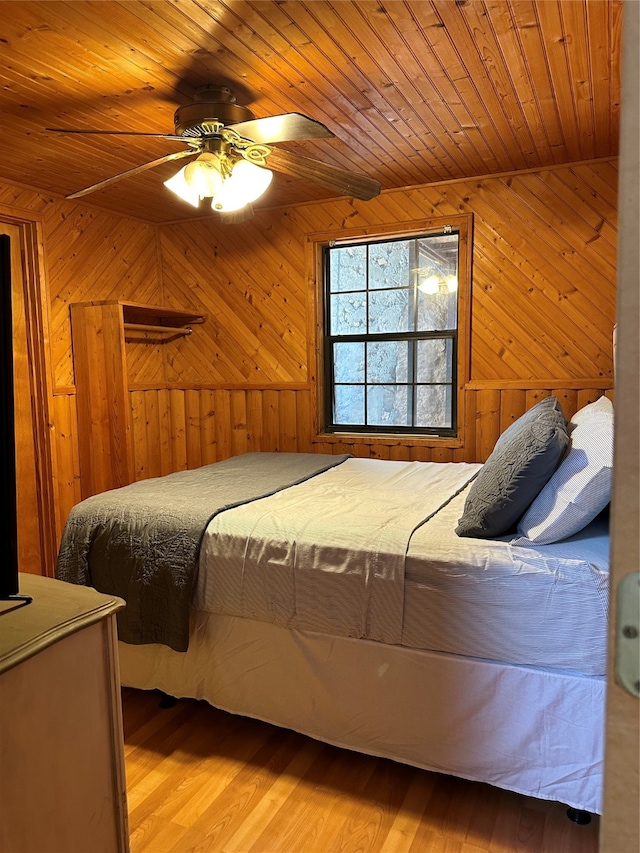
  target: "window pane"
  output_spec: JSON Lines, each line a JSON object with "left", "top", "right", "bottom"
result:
{"left": 367, "top": 385, "right": 410, "bottom": 427}
{"left": 333, "top": 341, "right": 364, "bottom": 383}
{"left": 369, "top": 288, "right": 411, "bottom": 333}
{"left": 367, "top": 340, "right": 409, "bottom": 383}
{"left": 417, "top": 289, "right": 457, "bottom": 331}
{"left": 415, "top": 231, "right": 459, "bottom": 331}
{"left": 416, "top": 339, "right": 453, "bottom": 382}
{"left": 415, "top": 385, "right": 452, "bottom": 428}
{"left": 329, "top": 245, "right": 367, "bottom": 292}
{"left": 334, "top": 384, "right": 364, "bottom": 424}
{"left": 330, "top": 292, "right": 367, "bottom": 335}
{"left": 369, "top": 241, "right": 412, "bottom": 289}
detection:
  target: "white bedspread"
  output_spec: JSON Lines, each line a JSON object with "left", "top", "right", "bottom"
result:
{"left": 196, "top": 458, "right": 480, "bottom": 644}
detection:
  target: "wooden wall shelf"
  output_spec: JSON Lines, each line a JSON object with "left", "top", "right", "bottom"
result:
{"left": 120, "top": 301, "right": 206, "bottom": 331}
{"left": 70, "top": 300, "right": 206, "bottom": 498}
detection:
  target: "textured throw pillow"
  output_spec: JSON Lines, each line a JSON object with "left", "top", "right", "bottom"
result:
{"left": 455, "top": 396, "right": 569, "bottom": 538}
{"left": 515, "top": 395, "right": 614, "bottom": 544}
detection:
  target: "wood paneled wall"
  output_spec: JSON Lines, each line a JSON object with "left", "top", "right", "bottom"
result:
{"left": 1, "top": 158, "right": 618, "bottom": 543}
{"left": 158, "top": 159, "right": 617, "bottom": 387}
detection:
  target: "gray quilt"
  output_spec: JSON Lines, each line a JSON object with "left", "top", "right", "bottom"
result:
{"left": 55, "top": 452, "right": 350, "bottom": 651}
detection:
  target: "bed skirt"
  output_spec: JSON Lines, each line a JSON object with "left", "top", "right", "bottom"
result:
{"left": 118, "top": 609, "right": 604, "bottom": 814}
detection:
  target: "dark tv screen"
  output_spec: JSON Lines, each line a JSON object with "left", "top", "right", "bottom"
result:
{"left": 1, "top": 233, "right": 20, "bottom": 599}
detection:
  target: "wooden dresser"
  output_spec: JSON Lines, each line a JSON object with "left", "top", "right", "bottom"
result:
{"left": 0, "top": 574, "right": 129, "bottom": 853}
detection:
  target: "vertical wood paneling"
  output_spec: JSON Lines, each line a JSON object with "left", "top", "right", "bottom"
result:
{"left": 230, "top": 390, "right": 249, "bottom": 458}
{"left": 389, "top": 446, "right": 411, "bottom": 462}
{"left": 214, "top": 390, "right": 232, "bottom": 461}
{"left": 128, "top": 383, "right": 615, "bottom": 469}
{"left": 278, "top": 391, "right": 298, "bottom": 453}
{"left": 185, "top": 389, "right": 203, "bottom": 470}
{"left": 130, "top": 390, "right": 147, "bottom": 481}
{"left": 169, "top": 389, "right": 187, "bottom": 471}
{"left": 499, "top": 391, "right": 527, "bottom": 433}
{"left": 199, "top": 390, "right": 217, "bottom": 466}
{"left": 71, "top": 302, "right": 134, "bottom": 498}
{"left": 143, "top": 390, "right": 162, "bottom": 479}
{"left": 52, "top": 392, "right": 81, "bottom": 530}
{"left": 262, "top": 390, "right": 280, "bottom": 452}
{"left": 294, "top": 389, "right": 313, "bottom": 454}
{"left": 475, "top": 390, "right": 502, "bottom": 461}
{"left": 156, "top": 389, "right": 173, "bottom": 477}
{"left": 247, "top": 389, "right": 265, "bottom": 453}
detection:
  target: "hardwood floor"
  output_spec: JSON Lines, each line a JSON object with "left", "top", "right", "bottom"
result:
{"left": 122, "top": 688, "right": 599, "bottom": 853}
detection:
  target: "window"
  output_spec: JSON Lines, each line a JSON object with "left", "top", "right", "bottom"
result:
{"left": 320, "top": 219, "right": 470, "bottom": 438}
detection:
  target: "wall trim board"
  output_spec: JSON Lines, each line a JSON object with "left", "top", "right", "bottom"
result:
{"left": 0, "top": 203, "right": 44, "bottom": 223}
{"left": 466, "top": 379, "right": 614, "bottom": 390}
{"left": 128, "top": 382, "right": 312, "bottom": 393}
{"left": 0, "top": 212, "right": 57, "bottom": 575}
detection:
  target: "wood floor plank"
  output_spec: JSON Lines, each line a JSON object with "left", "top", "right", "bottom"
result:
{"left": 122, "top": 688, "right": 600, "bottom": 853}
{"left": 221, "top": 739, "right": 326, "bottom": 852}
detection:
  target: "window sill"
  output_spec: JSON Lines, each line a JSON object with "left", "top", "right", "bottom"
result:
{"left": 313, "top": 432, "right": 464, "bottom": 449}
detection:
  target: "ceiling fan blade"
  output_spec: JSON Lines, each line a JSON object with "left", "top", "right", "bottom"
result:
{"left": 47, "top": 128, "right": 188, "bottom": 142}
{"left": 228, "top": 113, "right": 334, "bottom": 144}
{"left": 265, "top": 147, "right": 381, "bottom": 201}
{"left": 65, "top": 149, "right": 195, "bottom": 199}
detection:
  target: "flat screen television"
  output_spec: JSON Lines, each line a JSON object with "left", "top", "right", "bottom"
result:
{"left": 1, "top": 233, "right": 31, "bottom": 606}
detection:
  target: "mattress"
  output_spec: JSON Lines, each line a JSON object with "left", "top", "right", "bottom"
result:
{"left": 195, "top": 457, "right": 609, "bottom": 676}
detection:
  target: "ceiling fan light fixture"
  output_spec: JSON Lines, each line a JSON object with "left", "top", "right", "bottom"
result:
{"left": 52, "top": 85, "right": 381, "bottom": 212}
{"left": 211, "top": 159, "right": 273, "bottom": 212}
{"left": 164, "top": 152, "right": 226, "bottom": 206}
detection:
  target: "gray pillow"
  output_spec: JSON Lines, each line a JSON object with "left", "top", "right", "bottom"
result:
{"left": 455, "top": 396, "right": 569, "bottom": 538}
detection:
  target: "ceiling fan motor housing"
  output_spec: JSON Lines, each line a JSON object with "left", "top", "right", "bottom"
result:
{"left": 174, "top": 86, "right": 255, "bottom": 136}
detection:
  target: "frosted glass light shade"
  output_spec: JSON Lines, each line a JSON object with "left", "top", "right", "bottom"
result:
{"left": 163, "top": 166, "right": 201, "bottom": 207}
{"left": 211, "top": 160, "right": 273, "bottom": 212}
{"left": 164, "top": 153, "right": 225, "bottom": 206}
{"left": 183, "top": 153, "right": 224, "bottom": 197}
{"left": 166, "top": 155, "right": 272, "bottom": 212}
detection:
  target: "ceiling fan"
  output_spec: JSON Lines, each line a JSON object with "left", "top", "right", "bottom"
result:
{"left": 47, "top": 85, "right": 381, "bottom": 214}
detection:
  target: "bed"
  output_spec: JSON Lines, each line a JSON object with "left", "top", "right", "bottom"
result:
{"left": 55, "top": 395, "right": 614, "bottom": 816}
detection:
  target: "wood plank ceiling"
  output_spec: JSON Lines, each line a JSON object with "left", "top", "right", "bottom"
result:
{"left": 0, "top": 0, "right": 621, "bottom": 224}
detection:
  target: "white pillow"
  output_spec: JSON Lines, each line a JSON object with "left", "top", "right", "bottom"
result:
{"left": 515, "top": 396, "right": 614, "bottom": 544}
